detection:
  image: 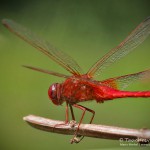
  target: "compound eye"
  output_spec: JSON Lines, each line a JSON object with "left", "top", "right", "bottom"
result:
{"left": 50, "top": 84, "right": 57, "bottom": 99}
{"left": 48, "top": 83, "right": 60, "bottom": 105}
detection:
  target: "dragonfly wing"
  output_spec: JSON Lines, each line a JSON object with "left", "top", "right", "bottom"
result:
{"left": 23, "top": 65, "right": 70, "bottom": 78}
{"left": 2, "top": 19, "right": 83, "bottom": 75}
{"left": 87, "top": 17, "right": 150, "bottom": 77}
{"left": 100, "top": 69, "right": 150, "bottom": 90}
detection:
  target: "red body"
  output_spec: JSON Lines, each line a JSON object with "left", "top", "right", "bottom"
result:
{"left": 48, "top": 75, "right": 150, "bottom": 105}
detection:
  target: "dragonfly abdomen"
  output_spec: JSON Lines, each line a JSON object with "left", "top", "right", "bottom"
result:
{"left": 111, "top": 90, "right": 150, "bottom": 98}
{"left": 93, "top": 85, "right": 150, "bottom": 102}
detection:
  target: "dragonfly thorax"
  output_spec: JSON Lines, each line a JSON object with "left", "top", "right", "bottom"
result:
{"left": 48, "top": 83, "right": 63, "bottom": 105}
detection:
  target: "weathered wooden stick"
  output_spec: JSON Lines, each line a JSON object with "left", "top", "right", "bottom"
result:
{"left": 23, "top": 114, "right": 150, "bottom": 144}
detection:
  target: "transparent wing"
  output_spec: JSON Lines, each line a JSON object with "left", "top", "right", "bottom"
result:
{"left": 2, "top": 19, "right": 83, "bottom": 75}
{"left": 100, "top": 69, "right": 150, "bottom": 90}
{"left": 87, "top": 17, "right": 150, "bottom": 77}
{"left": 23, "top": 65, "right": 70, "bottom": 78}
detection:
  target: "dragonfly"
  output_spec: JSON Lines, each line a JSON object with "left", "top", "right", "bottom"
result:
{"left": 2, "top": 17, "right": 150, "bottom": 144}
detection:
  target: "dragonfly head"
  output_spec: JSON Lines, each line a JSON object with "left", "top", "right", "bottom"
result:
{"left": 48, "top": 83, "right": 63, "bottom": 105}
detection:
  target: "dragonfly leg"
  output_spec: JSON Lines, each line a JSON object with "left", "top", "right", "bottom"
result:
{"left": 70, "top": 104, "right": 95, "bottom": 144}
{"left": 68, "top": 104, "right": 77, "bottom": 128}
{"left": 69, "top": 104, "right": 75, "bottom": 121}
{"left": 53, "top": 102, "right": 69, "bottom": 131}
{"left": 65, "top": 102, "right": 69, "bottom": 123}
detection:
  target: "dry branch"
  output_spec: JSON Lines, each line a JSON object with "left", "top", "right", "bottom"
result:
{"left": 23, "top": 115, "right": 150, "bottom": 143}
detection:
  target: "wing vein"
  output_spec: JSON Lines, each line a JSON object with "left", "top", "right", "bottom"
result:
{"left": 87, "top": 17, "right": 150, "bottom": 77}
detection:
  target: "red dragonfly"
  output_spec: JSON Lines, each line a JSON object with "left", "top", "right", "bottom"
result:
{"left": 2, "top": 17, "right": 150, "bottom": 143}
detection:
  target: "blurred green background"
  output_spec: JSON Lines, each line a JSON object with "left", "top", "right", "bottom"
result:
{"left": 0, "top": 0, "right": 150, "bottom": 149}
